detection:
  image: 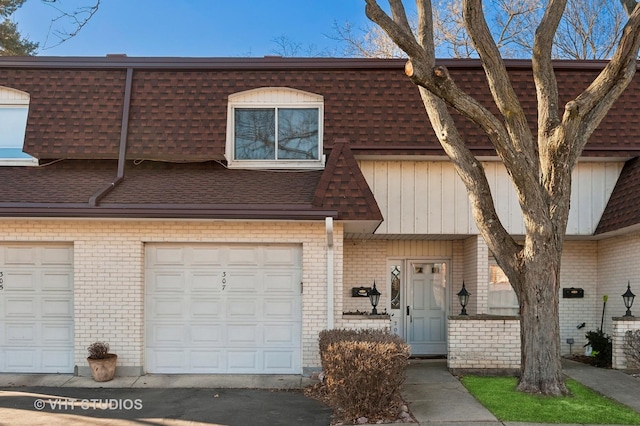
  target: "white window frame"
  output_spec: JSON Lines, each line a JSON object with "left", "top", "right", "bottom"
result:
{"left": 226, "top": 87, "right": 325, "bottom": 169}
{"left": 0, "top": 86, "right": 36, "bottom": 166}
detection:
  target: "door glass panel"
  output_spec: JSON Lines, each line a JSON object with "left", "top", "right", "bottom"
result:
{"left": 390, "top": 265, "right": 401, "bottom": 310}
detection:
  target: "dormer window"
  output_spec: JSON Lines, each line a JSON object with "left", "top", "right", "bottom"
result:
{"left": 0, "top": 86, "right": 36, "bottom": 166}
{"left": 227, "top": 87, "right": 324, "bottom": 169}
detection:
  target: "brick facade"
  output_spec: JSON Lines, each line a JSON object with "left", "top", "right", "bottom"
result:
{"left": 0, "top": 219, "right": 337, "bottom": 375}
{"left": 448, "top": 316, "right": 520, "bottom": 374}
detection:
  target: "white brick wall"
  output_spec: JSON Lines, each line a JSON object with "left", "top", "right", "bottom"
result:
{"left": 559, "top": 241, "right": 599, "bottom": 355}
{"left": 597, "top": 232, "right": 640, "bottom": 335}
{"left": 339, "top": 315, "right": 391, "bottom": 331}
{"left": 448, "top": 316, "right": 521, "bottom": 371}
{"left": 612, "top": 318, "right": 640, "bottom": 369}
{"left": 0, "top": 219, "right": 336, "bottom": 374}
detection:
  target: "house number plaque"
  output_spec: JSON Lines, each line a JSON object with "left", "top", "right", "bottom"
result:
{"left": 0, "top": 271, "right": 4, "bottom": 290}
{"left": 221, "top": 271, "right": 227, "bottom": 290}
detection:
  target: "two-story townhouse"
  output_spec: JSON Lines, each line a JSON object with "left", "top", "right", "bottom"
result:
{"left": 0, "top": 56, "right": 638, "bottom": 376}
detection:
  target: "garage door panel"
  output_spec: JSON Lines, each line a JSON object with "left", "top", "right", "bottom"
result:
{"left": 226, "top": 271, "right": 260, "bottom": 292}
{"left": 263, "top": 247, "right": 300, "bottom": 266}
{"left": 227, "top": 299, "right": 258, "bottom": 318}
{"left": 227, "top": 324, "right": 258, "bottom": 344}
{"left": 0, "top": 243, "right": 74, "bottom": 373}
{"left": 5, "top": 349, "right": 36, "bottom": 370}
{"left": 5, "top": 298, "right": 36, "bottom": 317}
{"left": 6, "top": 323, "right": 36, "bottom": 344}
{"left": 41, "top": 297, "right": 73, "bottom": 318}
{"left": 150, "top": 272, "right": 186, "bottom": 292}
{"left": 41, "top": 272, "right": 73, "bottom": 291}
{"left": 41, "top": 246, "right": 73, "bottom": 265}
{"left": 189, "top": 299, "right": 223, "bottom": 318}
{"left": 145, "top": 244, "right": 301, "bottom": 374}
{"left": 190, "top": 350, "right": 222, "bottom": 370}
{"left": 227, "top": 350, "right": 258, "bottom": 370}
{"left": 191, "top": 247, "right": 223, "bottom": 265}
{"left": 264, "top": 351, "right": 295, "bottom": 370}
{"left": 191, "top": 272, "right": 220, "bottom": 292}
{"left": 42, "top": 324, "right": 73, "bottom": 345}
{"left": 42, "top": 349, "right": 73, "bottom": 370}
{"left": 4, "top": 246, "right": 36, "bottom": 265}
{"left": 149, "top": 350, "right": 185, "bottom": 372}
{"left": 149, "top": 297, "right": 185, "bottom": 319}
{"left": 264, "top": 324, "right": 297, "bottom": 344}
{"left": 190, "top": 324, "right": 222, "bottom": 344}
{"left": 227, "top": 247, "right": 260, "bottom": 265}
{"left": 264, "top": 272, "right": 299, "bottom": 293}
{"left": 152, "top": 247, "right": 186, "bottom": 265}
{"left": 148, "top": 324, "right": 187, "bottom": 345}
{"left": 4, "top": 271, "right": 36, "bottom": 291}
{"left": 264, "top": 299, "right": 298, "bottom": 319}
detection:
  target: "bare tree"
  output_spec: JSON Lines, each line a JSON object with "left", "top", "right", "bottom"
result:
{"left": 336, "top": 1, "right": 627, "bottom": 60}
{"left": 0, "top": 0, "right": 100, "bottom": 55}
{"left": 364, "top": 0, "right": 640, "bottom": 396}
{"left": 40, "top": 0, "right": 100, "bottom": 50}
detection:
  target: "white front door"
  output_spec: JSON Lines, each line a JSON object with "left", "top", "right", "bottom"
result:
{"left": 145, "top": 243, "right": 302, "bottom": 374}
{"left": 389, "top": 260, "right": 448, "bottom": 355}
{"left": 0, "top": 244, "right": 74, "bottom": 373}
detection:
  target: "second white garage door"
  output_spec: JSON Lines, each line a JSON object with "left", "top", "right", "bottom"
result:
{"left": 0, "top": 244, "right": 74, "bottom": 373}
{"left": 145, "top": 244, "right": 302, "bottom": 374}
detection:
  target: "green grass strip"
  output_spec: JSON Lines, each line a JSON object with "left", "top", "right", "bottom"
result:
{"left": 461, "top": 376, "right": 640, "bottom": 425}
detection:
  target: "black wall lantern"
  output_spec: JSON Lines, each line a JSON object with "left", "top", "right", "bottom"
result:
{"left": 622, "top": 281, "right": 636, "bottom": 317}
{"left": 369, "top": 281, "right": 381, "bottom": 315}
{"left": 457, "top": 281, "right": 470, "bottom": 316}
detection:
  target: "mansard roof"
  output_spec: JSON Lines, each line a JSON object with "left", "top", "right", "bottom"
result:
{"left": 1, "top": 56, "right": 640, "bottom": 161}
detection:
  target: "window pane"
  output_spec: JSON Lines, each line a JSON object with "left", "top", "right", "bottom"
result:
{"left": 0, "top": 107, "right": 28, "bottom": 149}
{"left": 234, "top": 109, "right": 275, "bottom": 160}
{"left": 488, "top": 264, "right": 519, "bottom": 315}
{"left": 277, "top": 108, "right": 318, "bottom": 160}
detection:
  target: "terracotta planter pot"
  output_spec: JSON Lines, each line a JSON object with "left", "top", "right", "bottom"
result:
{"left": 87, "top": 354, "right": 117, "bottom": 382}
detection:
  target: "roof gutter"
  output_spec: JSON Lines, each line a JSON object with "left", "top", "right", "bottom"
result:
{"left": 0, "top": 205, "right": 339, "bottom": 220}
{"left": 88, "top": 67, "right": 133, "bottom": 206}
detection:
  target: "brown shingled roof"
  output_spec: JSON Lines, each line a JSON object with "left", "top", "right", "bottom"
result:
{"left": 0, "top": 147, "right": 381, "bottom": 223}
{"left": 2, "top": 57, "right": 639, "bottom": 161}
{"left": 313, "top": 140, "right": 382, "bottom": 222}
{"left": 595, "top": 157, "right": 640, "bottom": 235}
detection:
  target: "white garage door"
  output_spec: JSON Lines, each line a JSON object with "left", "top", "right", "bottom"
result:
{"left": 0, "top": 244, "right": 74, "bottom": 373}
{"left": 145, "top": 244, "right": 302, "bottom": 374}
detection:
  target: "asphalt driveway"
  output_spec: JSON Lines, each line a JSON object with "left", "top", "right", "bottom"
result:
{"left": 0, "top": 386, "right": 332, "bottom": 426}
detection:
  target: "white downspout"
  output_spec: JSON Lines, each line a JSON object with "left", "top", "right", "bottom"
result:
{"left": 326, "top": 217, "right": 334, "bottom": 329}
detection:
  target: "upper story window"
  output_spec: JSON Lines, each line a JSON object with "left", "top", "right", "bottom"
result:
{"left": 226, "top": 87, "right": 324, "bottom": 169}
{"left": 0, "top": 86, "right": 36, "bottom": 166}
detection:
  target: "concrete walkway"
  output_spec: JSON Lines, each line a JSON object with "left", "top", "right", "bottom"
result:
{"left": 403, "top": 358, "right": 640, "bottom": 426}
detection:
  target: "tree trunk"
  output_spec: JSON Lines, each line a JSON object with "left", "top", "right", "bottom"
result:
{"left": 515, "top": 245, "right": 569, "bottom": 395}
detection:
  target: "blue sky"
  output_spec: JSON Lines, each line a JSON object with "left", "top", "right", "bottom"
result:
{"left": 14, "top": 1, "right": 373, "bottom": 57}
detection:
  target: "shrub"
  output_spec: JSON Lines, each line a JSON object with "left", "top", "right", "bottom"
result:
{"left": 623, "top": 329, "right": 640, "bottom": 369}
{"left": 584, "top": 330, "right": 612, "bottom": 368}
{"left": 87, "top": 341, "right": 110, "bottom": 359}
{"left": 317, "top": 329, "right": 410, "bottom": 422}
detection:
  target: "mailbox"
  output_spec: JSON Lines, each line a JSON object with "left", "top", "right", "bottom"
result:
{"left": 351, "top": 287, "right": 371, "bottom": 297}
{"left": 562, "top": 287, "right": 584, "bottom": 298}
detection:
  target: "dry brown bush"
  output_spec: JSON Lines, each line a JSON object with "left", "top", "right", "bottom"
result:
{"left": 315, "top": 329, "right": 410, "bottom": 423}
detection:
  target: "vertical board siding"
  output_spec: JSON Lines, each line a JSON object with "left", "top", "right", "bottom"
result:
{"left": 359, "top": 160, "right": 623, "bottom": 236}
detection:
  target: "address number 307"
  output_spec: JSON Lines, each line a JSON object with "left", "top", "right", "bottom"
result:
{"left": 221, "top": 272, "right": 227, "bottom": 290}
{"left": 0, "top": 271, "right": 4, "bottom": 291}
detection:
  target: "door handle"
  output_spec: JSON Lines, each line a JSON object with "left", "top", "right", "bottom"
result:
{"left": 406, "top": 305, "right": 410, "bottom": 316}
